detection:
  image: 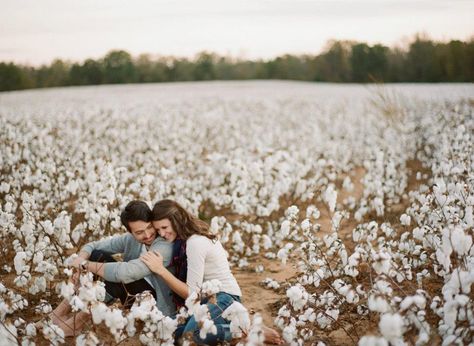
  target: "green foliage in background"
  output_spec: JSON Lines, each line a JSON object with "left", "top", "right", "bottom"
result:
{"left": 1, "top": 36, "right": 473, "bottom": 91}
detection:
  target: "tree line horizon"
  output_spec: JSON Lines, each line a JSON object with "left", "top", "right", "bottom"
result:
{"left": 1, "top": 35, "right": 473, "bottom": 92}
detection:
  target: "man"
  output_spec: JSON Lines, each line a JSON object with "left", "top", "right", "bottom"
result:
{"left": 50, "top": 200, "right": 175, "bottom": 336}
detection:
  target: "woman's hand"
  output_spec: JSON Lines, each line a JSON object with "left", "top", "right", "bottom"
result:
{"left": 141, "top": 251, "right": 166, "bottom": 276}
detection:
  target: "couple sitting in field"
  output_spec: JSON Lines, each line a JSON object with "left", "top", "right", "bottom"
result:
{"left": 50, "top": 199, "right": 282, "bottom": 345}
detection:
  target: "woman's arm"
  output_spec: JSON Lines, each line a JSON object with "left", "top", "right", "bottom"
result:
{"left": 141, "top": 251, "right": 189, "bottom": 299}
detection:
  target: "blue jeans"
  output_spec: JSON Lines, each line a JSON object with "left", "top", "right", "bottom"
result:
{"left": 175, "top": 292, "right": 241, "bottom": 345}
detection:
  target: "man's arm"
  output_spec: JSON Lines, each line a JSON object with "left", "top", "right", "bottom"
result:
{"left": 70, "top": 256, "right": 106, "bottom": 277}
{"left": 70, "top": 233, "right": 131, "bottom": 278}
{"left": 80, "top": 233, "right": 130, "bottom": 257}
{"left": 75, "top": 238, "right": 173, "bottom": 283}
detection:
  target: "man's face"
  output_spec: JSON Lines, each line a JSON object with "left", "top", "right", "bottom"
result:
{"left": 129, "top": 220, "right": 156, "bottom": 246}
{"left": 152, "top": 218, "right": 177, "bottom": 243}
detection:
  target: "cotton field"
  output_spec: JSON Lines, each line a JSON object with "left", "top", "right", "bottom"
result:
{"left": 0, "top": 81, "right": 473, "bottom": 345}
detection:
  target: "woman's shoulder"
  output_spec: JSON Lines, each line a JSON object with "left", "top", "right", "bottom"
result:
{"left": 187, "top": 234, "right": 216, "bottom": 247}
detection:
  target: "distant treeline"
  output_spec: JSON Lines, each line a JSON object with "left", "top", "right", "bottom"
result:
{"left": 1, "top": 36, "right": 473, "bottom": 91}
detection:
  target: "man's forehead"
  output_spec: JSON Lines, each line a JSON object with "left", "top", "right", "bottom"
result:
{"left": 129, "top": 220, "right": 152, "bottom": 232}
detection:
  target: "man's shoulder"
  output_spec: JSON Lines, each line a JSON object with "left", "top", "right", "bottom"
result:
{"left": 150, "top": 236, "right": 173, "bottom": 249}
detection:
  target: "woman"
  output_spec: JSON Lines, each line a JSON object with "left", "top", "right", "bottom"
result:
{"left": 141, "top": 199, "right": 282, "bottom": 345}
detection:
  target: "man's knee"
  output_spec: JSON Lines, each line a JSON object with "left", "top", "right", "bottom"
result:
{"left": 89, "top": 250, "right": 115, "bottom": 262}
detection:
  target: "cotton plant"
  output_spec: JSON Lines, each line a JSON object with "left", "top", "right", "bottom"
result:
{"left": 1, "top": 83, "right": 473, "bottom": 344}
{"left": 126, "top": 292, "right": 177, "bottom": 346}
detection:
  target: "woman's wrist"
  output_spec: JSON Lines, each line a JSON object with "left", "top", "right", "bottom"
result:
{"left": 156, "top": 267, "right": 167, "bottom": 276}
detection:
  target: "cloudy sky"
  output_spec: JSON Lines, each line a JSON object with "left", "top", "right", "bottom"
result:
{"left": 1, "top": 0, "right": 472, "bottom": 65}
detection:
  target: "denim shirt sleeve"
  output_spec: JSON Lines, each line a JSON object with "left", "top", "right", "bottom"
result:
{"left": 80, "top": 233, "right": 130, "bottom": 256}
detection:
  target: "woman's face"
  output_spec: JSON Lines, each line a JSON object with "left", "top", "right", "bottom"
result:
{"left": 152, "top": 218, "right": 178, "bottom": 243}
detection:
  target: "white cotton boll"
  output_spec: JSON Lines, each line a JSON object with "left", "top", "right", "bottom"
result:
{"left": 65, "top": 180, "right": 79, "bottom": 195}
{"left": 93, "top": 281, "right": 106, "bottom": 302}
{"left": 42, "top": 322, "right": 65, "bottom": 344}
{"left": 371, "top": 252, "right": 391, "bottom": 275}
{"left": 436, "top": 248, "right": 451, "bottom": 272}
{"left": 285, "top": 206, "right": 299, "bottom": 220}
{"left": 279, "top": 220, "right": 291, "bottom": 239}
{"left": 32, "top": 251, "right": 44, "bottom": 265}
{"left": 199, "top": 319, "right": 217, "bottom": 339}
{"left": 400, "top": 214, "right": 411, "bottom": 226}
{"left": 379, "top": 313, "right": 404, "bottom": 342}
{"left": 71, "top": 223, "right": 86, "bottom": 244}
{"left": 348, "top": 252, "right": 361, "bottom": 267}
{"left": 104, "top": 308, "right": 127, "bottom": 331}
{"left": 25, "top": 323, "right": 36, "bottom": 337}
{"left": 91, "top": 303, "right": 108, "bottom": 324}
{"left": 286, "top": 284, "right": 309, "bottom": 311}
{"left": 78, "top": 285, "right": 98, "bottom": 303}
{"left": 459, "top": 270, "right": 474, "bottom": 294}
{"left": 210, "top": 217, "right": 220, "bottom": 234}
{"left": 442, "top": 300, "right": 458, "bottom": 328}
{"left": 40, "top": 220, "right": 54, "bottom": 235}
{"left": 14, "top": 252, "right": 28, "bottom": 275}
{"left": 316, "top": 312, "right": 332, "bottom": 329}
{"left": 412, "top": 227, "right": 425, "bottom": 240}
{"left": 70, "top": 296, "right": 85, "bottom": 312}
{"left": 358, "top": 336, "right": 388, "bottom": 346}
{"left": 300, "top": 219, "right": 311, "bottom": 232}
{"left": 0, "top": 322, "right": 17, "bottom": 345}
{"left": 246, "top": 313, "right": 265, "bottom": 345}
{"left": 20, "top": 222, "right": 34, "bottom": 238}
{"left": 375, "top": 280, "right": 392, "bottom": 295}
{"left": 282, "top": 319, "right": 297, "bottom": 343}
{"left": 232, "top": 231, "right": 245, "bottom": 253}
{"left": 373, "top": 197, "right": 384, "bottom": 216}
{"left": 262, "top": 234, "right": 273, "bottom": 249}
{"left": 222, "top": 301, "right": 250, "bottom": 338}
{"left": 368, "top": 295, "right": 391, "bottom": 313}
{"left": 194, "top": 302, "right": 211, "bottom": 323}
{"left": 306, "top": 205, "right": 320, "bottom": 220}
{"left": 201, "top": 279, "right": 222, "bottom": 296}
{"left": 29, "top": 276, "right": 47, "bottom": 294}
{"left": 342, "top": 176, "right": 354, "bottom": 192}
{"left": 185, "top": 292, "right": 200, "bottom": 315}
{"left": 324, "top": 185, "right": 337, "bottom": 213}
{"left": 277, "top": 243, "right": 293, "bottom": 265}
{"left": 451, "top": 227, "right": 472, "bottom": 256}
{"left": 331, "top": 211, "right": 344, "bottom": 231}
{"left": 464, "top": 205, "right": 473, "bottom": 228}
{"left": 400, "top": 295, "right": 426, "bottom": 311}
{"left": 76, "top": 331, "right": 100, "bottom": 346}
{"left": 0, "top": 182, "right": 10, "bottom": 193}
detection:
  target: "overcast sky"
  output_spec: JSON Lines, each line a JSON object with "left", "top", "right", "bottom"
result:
{"left": 1, "top": 0, "right": 473, "bottom": 65}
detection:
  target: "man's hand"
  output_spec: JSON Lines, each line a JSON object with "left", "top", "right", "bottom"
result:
{"left": 141, "top": 251, "right": 166, "bottom": 276}
{"left": 70, "top": 256, "right": 85, "bottom": 269}
{"left": 70, "top": 251, "right": 90, "bottom": 268}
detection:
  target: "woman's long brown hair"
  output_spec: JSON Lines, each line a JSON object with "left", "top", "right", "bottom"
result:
{"left": 151, "top": 199, "right": 216, "bottom": 241}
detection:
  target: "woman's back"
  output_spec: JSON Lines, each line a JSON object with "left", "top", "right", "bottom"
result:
{"left": 186, "top": 234, "right": 242, "bottom": 297}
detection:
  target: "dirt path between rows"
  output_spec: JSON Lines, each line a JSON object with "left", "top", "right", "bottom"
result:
{"left": 234, "top": 258, "right": 299, "bottom": 327}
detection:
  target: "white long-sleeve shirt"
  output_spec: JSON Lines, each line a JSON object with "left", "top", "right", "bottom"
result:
{"left": 186, "top": 234, "right": 242, "bottom": 297}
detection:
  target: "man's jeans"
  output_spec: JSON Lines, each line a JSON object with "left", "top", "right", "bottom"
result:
{"left": 89, "top": 249, "right": 156, "bottom": 308}
{"left": 175, "top": 292, "right": 241, "bottom": 345}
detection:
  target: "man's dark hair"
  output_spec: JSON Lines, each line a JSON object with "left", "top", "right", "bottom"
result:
{"left": 120, "top": 200, "right": 152, "bottom": 232}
